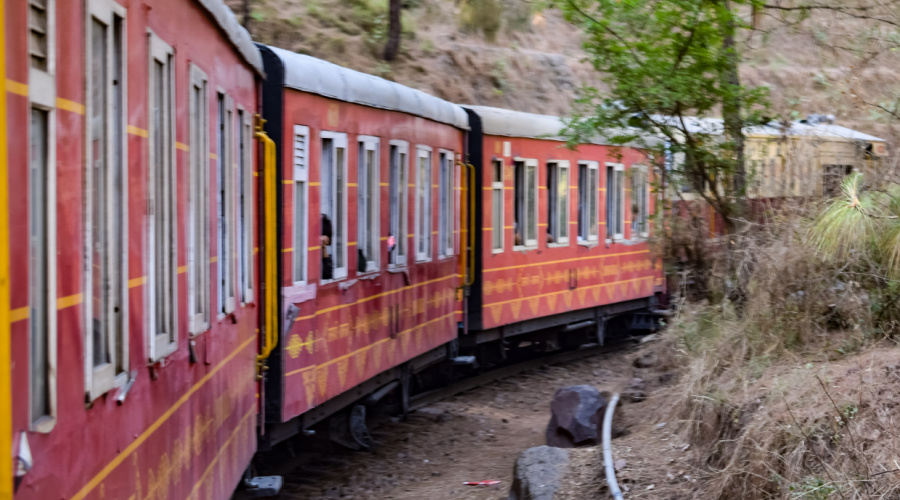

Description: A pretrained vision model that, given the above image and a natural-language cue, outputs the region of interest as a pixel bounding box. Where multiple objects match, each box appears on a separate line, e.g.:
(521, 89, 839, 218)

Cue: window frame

(415, 145, 433, 262)
(606, 163, 625, 241)
(215, 92, 236, 316)
(631, 165, 650, 239)
(547, 160, 571, 246)
(238, 110, 254, 303)
(84, 0, 129, 400)
(320, 131, 349, 282)
(187, 64, 211, 335)
(491, 158, 504, 253)
(357, 136, 381, 273)
(513, 158, 539, 250)
(292, 125, 310, 286)
(578, 161, 599, 244)
(438, 149, 455, 258)
(146, 29, 177, 362)
(388, 140, 409, 268)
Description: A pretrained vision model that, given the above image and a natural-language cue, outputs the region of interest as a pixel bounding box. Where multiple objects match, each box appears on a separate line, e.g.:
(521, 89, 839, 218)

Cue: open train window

(85, 1, 128, 399)
(358, 136, 380, 273)
(438, 150, 455, 258)
(216, 93, 237, 315)
(514, 159, 538, 249)
(388, 141, 409, 267)
(292, 125, 310, 285)
(188, 64, 211, 335)
(415, 146, 432, 262)
(321, 132, 348, 281)
(239, 111, 254, 302)
(606, 163, 624, 240)
(631, 166, 649, 238)
(547, 161, 570, 246)
(578, 161, 599, 243)
(147, 30, 177, 361)
(491, 159, 504, 252)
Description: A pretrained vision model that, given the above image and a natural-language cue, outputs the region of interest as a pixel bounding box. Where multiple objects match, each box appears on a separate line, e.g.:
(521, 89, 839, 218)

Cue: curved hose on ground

(602, 393, 624, 500)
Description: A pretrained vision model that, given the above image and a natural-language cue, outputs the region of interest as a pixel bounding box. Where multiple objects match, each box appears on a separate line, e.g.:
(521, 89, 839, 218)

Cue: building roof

(653, 115, 886, 143)
(464, 105, 663, 148)
(264, 46, 470, 130)
(196, 0, 264, 75)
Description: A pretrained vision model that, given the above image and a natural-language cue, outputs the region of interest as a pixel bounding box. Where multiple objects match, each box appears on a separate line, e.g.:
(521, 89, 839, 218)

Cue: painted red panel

(277, 91, 465, 421)
(7, 1, 262, 499)
(476, 136, 665, 330)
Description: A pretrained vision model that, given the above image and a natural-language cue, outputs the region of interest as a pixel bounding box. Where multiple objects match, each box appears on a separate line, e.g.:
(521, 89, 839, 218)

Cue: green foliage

(788, 476, 838, 500)
(460, 0, 502, 42)
(559, 0, 772, 231)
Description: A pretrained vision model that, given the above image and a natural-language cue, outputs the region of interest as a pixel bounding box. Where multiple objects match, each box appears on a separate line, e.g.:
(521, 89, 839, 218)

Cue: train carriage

(255, 45, 470, 445)
(5, 0, 266, 498)
(462, 106, 665, 355)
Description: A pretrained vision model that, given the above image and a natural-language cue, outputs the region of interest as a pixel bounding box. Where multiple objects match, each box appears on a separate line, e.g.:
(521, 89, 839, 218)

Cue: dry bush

(662, 203, 900, 499)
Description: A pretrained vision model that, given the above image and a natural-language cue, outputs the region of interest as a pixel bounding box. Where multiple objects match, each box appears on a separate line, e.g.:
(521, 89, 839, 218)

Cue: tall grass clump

(659, 187, 900, 499)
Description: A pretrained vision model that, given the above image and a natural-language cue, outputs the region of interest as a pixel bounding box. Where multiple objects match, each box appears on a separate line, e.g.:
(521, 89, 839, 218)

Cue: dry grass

(659, 204, 900, 499)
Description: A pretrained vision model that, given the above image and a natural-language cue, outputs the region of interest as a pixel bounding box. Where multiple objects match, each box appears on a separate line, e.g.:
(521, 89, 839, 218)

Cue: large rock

(508, 446, 570, 500)
(545, 385, 607, 447)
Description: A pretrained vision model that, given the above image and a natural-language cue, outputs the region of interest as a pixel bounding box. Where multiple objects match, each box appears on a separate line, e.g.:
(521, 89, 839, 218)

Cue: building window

(823, 165, 853, 197)
(216, 94, 236, 315)
(631, 166, 649, 238)
(438, 150, 455, 257)
(547, 161, 570, 245)
(238, 111, 254, 302)
(388, 141, 409, 267)
(491, 159, 504, 252)
(514, 159, 538, 248)
(358, 136, 380, 273)
(292, 125, 310, 285)
(606, 163, 624, 240)
(30, 107, 56, 428)
(188, 64, 210, 335)
(415, 146, 432, 262)
(321, 132, 348, 281)
(147, 31, 176, 360)
(85, 3, 128, 399)
(578, 161, 599, 243)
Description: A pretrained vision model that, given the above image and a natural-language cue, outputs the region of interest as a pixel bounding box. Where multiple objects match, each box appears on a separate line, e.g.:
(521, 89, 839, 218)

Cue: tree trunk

(242, 0, 251, 32)
(383, 0, 402, 61)
(720, 1, 746, 223)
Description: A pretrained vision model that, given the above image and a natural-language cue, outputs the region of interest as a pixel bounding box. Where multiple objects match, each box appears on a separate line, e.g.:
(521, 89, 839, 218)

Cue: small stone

(633, 351, 658, 368)
(431, 472, 442, 477)
(614, 459, 627, 471)
(647, 484, 655, 490)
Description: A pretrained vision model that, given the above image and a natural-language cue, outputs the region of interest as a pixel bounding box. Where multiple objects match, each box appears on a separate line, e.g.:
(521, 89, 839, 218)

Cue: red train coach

(462, 106, 665, 356)
(256, 45, 470, 447)
(5, 0, 267, 498)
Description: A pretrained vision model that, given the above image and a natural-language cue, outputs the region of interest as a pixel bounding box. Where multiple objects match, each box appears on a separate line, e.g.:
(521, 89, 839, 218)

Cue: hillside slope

(233, 0, 900, 144)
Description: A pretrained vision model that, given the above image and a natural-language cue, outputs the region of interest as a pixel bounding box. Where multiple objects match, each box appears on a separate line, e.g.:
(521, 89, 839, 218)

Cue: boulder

(621, 377, 647, 403)
(508, 446, 570, 500)
(545, 385, 607, 448)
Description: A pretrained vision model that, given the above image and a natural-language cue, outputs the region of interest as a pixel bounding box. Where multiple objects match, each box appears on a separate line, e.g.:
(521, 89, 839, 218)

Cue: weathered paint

(8, 1, 260, 498)
(0, 0, 13, 497)
(477, 136, 664, 330)
(277, 90, 465, 421)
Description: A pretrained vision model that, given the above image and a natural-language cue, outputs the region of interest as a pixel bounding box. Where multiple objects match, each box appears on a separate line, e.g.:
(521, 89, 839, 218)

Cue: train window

(547, 161, 570, 245)
(239, 112, 254, 301)
(29, 0, 53, 72)
(321, 132, 349, 281)
(216, 93, 237, 315)
(415, 146, 433, 262)
(29, 106, 56, 430)
(606, 163, 624, 240)
(188, 64, 211, 335)
(514, 159, 538, 249)
(85, 3, 128, 399)
(578, 161, 599, 243)
(438, 150, 455, 258)
(631, 166, 649, 238)
(491, 159, 504, 252)
(358, 137, 380, 273)
(388, 141, 409, 267)
(292, 126, 310, 285)
(147, 31, 177, 361)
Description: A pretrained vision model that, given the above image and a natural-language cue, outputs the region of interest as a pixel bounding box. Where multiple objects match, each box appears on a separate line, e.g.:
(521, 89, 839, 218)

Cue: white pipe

(603, 393, 624, 500)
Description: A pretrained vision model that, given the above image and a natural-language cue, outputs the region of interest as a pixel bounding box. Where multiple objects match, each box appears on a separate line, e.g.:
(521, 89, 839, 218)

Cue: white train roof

(197, 0, 264, 75)
(464, 105, 663, 148)
(265, 46, 470, 130)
